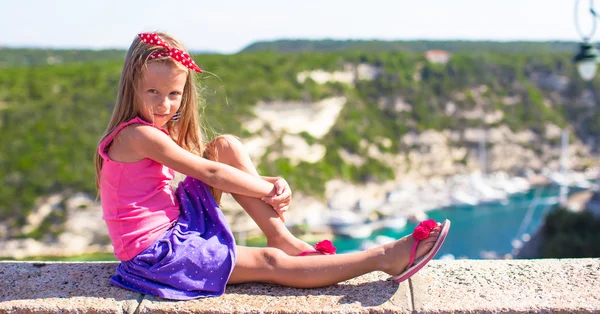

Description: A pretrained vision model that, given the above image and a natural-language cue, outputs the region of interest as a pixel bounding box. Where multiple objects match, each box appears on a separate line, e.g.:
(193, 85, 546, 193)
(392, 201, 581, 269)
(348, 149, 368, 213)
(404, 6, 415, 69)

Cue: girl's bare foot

(378, 224, 442, 277)
(266, 234, 314, 256)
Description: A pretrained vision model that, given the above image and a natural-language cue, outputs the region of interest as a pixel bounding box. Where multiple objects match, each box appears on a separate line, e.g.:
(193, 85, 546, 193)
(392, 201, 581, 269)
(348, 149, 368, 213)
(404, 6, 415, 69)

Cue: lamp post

(574, 0, 600, 81)
(574, 42, 600, 81)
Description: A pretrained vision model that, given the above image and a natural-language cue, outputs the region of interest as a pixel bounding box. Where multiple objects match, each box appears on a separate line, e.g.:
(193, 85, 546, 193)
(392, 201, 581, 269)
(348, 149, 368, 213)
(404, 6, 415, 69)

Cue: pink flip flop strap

(298, 240, 337, 256)
(298, 250, 317, 256)
(408, 240, 419, 268)
(407, 219, 437, 268)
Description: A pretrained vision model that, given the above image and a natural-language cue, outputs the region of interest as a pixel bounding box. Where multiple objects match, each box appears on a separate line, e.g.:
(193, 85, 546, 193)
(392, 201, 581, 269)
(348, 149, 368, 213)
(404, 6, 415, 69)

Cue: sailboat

(450, 130, 509, 206)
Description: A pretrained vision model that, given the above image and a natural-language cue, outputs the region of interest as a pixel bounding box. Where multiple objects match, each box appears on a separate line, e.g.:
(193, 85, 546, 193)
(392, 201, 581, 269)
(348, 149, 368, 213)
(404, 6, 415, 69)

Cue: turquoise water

(331, 185, 571, 259)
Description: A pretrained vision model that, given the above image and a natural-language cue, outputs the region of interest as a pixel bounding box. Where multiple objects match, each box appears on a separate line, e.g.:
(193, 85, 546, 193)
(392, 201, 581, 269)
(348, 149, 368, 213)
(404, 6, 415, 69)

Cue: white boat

(511, 176, 532, 193)
(359, 235, 395, 251)
(327, 209, 363, 225)
(407, 211, 428, 223)
(382, 215, 407, 230)
(546, 170, 594, 189)
(471, 175, 508, 203)
(331, 222, 375, 239)
(487, 172, 531, 195)
(451, 188, 479, 206)
(386, 188, 413, 204)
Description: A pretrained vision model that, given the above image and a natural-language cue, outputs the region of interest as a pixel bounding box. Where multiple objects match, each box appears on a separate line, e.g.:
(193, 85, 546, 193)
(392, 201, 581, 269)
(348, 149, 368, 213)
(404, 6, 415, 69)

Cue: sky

(0, 0, 592, 53)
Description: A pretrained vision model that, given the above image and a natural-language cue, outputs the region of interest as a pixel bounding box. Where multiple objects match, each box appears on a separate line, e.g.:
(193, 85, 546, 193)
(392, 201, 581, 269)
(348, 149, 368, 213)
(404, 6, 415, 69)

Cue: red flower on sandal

(412, 219, 437, 240)
(313, 240, 337, 254)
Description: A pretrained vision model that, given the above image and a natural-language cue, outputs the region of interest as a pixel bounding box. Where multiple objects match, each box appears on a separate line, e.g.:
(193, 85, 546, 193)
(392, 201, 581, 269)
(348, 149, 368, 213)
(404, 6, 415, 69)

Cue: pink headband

(138, 33, 202, 73)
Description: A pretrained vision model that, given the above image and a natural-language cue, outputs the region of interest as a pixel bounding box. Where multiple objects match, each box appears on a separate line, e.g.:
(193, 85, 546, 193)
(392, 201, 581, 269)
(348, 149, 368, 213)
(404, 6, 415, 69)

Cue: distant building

(424, 50, 451, 64)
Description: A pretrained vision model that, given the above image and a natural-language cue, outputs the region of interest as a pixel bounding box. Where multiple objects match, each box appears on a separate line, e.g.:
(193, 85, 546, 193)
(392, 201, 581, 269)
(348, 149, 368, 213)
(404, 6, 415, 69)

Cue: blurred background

(1, 0, 600, 261)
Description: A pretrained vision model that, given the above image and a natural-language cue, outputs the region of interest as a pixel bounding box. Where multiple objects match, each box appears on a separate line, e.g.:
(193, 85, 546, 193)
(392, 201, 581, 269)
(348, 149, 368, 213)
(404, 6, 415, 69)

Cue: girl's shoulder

(98, 117, 163, 162)
(118, 121, 156, 139)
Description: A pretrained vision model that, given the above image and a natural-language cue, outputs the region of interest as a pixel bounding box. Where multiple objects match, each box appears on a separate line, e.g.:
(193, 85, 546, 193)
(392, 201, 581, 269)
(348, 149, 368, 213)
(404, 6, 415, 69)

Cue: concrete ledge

(1, 259, 599, 313)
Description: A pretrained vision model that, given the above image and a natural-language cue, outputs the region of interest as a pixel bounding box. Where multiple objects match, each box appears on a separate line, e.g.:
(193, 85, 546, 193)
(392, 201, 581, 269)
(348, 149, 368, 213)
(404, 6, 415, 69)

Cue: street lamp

(574, 0, 600, 81)
(574, 42, 600, 81)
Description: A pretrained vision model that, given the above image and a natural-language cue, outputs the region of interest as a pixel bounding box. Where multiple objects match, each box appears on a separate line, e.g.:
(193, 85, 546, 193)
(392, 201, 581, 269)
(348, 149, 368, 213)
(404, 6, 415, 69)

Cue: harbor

(306, 168, 598, 258)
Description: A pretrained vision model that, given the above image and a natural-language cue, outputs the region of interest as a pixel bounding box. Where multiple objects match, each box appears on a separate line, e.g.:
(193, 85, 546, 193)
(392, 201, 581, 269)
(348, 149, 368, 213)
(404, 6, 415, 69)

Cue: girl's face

(138, 62, 187, 128)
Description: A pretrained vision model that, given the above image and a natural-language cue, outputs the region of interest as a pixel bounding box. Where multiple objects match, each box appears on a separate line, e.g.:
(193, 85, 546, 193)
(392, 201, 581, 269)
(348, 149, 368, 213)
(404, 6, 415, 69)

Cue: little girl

(95, 32, 451, 300)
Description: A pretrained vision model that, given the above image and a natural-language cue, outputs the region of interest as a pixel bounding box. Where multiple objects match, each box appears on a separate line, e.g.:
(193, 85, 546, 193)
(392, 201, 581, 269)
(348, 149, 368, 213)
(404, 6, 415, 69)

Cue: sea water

(332, 185, 570, 259)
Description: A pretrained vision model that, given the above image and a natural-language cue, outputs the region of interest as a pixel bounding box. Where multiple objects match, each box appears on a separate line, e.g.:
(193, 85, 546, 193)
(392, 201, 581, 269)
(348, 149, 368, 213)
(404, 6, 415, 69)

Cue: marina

(320, 169, 597, 258)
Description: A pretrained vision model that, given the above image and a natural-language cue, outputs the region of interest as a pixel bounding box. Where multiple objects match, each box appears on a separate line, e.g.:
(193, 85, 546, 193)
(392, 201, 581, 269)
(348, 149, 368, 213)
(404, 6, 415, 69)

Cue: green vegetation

(242, 39, 583, 54)
(244, 235, 268, 247)
(541, 207, 600, 258)
(1, 45, 599, 237)
(2, 252, 117, 261)
(0, 48, 126, 68)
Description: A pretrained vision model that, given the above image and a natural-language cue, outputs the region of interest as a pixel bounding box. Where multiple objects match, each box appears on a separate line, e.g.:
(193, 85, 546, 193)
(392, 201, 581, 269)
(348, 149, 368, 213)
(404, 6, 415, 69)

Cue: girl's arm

(127, 124, 274, 198)
(261, 176, 279, 183)
(260, 176, 292, 220)
(261, 176, 291, 202)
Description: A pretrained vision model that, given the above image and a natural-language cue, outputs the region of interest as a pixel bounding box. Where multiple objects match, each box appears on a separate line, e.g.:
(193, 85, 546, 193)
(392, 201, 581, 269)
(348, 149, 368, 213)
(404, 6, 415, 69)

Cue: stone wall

(1, 259, 599, 313)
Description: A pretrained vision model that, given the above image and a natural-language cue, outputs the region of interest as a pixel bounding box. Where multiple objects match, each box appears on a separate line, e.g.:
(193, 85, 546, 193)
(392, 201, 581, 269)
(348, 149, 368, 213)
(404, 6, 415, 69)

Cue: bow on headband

(138, 33, 203, 73)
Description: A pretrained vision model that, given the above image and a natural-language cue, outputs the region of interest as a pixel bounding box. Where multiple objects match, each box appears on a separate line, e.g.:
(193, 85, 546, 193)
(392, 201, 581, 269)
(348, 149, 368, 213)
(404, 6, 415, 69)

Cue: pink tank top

(98, 117, 180, 261)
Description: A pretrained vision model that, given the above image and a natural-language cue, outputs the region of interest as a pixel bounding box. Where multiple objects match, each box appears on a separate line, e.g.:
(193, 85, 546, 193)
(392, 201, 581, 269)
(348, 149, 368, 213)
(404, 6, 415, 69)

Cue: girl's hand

(261, 178, 291, 222)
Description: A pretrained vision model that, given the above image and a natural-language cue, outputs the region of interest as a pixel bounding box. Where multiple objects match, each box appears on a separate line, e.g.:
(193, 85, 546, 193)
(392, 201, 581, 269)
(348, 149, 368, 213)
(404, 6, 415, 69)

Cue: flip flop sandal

(390, 219, 451, 283)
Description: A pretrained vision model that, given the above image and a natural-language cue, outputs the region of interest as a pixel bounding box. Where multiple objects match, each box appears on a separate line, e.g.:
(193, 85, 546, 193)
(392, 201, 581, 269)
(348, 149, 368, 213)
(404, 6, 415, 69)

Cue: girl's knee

(212, 134, 242, 151)
(205, 134, 244, 160)
(260, 247, 288, 269)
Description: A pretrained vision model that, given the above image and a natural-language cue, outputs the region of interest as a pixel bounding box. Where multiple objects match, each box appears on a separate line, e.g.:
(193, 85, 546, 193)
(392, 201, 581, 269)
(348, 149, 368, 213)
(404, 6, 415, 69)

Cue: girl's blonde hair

(94, 32, 206, 190)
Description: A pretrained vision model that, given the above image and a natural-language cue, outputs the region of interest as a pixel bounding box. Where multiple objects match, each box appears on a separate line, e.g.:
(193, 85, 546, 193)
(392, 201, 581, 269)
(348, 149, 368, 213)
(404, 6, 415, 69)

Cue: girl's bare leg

(228, 226, 441, 287)
(205, 135, 314, 255)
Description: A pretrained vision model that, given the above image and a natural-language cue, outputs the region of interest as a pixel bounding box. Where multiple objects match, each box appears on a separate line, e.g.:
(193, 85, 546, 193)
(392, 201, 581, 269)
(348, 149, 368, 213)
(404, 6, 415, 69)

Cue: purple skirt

(110, 177, 237, 300)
